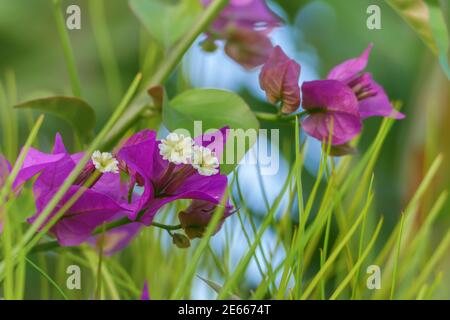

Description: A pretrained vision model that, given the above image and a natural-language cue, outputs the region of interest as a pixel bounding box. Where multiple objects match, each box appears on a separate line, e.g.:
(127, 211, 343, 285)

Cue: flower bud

(172, 233, 191, 248)
(179, 200, 233, 239)
(259, 46, 301, 113)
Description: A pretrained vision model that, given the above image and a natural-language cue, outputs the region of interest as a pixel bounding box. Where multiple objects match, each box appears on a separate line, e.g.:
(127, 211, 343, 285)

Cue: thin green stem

(255, 110, 308, 122)
(26, 257, 69, 300)
(28, 219, 182, 254)
(89, 0, 123, 105)
(95, 224, 106, 300)
(0, 74, 142, 282)
(390, 213, 405, 300)
(102, 0, 229, 149)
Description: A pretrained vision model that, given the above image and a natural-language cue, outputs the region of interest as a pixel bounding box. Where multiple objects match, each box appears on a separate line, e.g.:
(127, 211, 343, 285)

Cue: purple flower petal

(28, 186, 130, 246)
(33, 154, 76, 201)
(203, 0, 281, 35)
(88, 221, 141, 256)
(13, 148, 66, 191)
(327, 44, 373, 83)
(358, 80, 405, 120)
(259, 46, 301, 113)
(0, 154, 11, 189)
(301, 80, 362, 145)
(139, 173, 228, 225)
(117, 130, 158, 218)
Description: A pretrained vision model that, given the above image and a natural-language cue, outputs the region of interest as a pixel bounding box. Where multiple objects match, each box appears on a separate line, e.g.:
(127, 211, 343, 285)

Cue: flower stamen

(91, 151, 119, 174)
(158, 133, 194, 165)
(192, 145, 219, 176)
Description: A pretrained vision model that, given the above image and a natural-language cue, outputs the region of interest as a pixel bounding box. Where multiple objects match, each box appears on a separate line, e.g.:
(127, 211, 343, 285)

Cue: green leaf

(386, 0, 449, 78)
(163, 88, 260, 175)
(129, 0, 202, 49)
(15, 96, 96, 142)
(385, 0, 438, 53)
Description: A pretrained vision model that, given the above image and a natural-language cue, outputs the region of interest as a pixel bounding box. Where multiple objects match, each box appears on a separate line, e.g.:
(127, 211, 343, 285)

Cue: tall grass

(1, 111, 448, 299)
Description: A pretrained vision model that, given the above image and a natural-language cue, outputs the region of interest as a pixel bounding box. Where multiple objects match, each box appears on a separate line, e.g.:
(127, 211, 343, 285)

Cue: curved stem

(148, 0, 229, 86)
(151, 222, 182, 231)
(255, 110, 309, 122)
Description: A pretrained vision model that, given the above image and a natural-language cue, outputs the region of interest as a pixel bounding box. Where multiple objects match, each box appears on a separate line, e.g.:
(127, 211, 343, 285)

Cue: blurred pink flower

(203, 0, 280, 35)
(178, 199, 234, 239)
(141, 281, 150, 300)
(202, 0, 280, 69)
(224, 27, 274, 70)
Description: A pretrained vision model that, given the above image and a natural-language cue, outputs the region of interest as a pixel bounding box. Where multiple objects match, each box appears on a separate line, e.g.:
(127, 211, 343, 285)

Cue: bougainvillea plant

(3, 0, 449, 302)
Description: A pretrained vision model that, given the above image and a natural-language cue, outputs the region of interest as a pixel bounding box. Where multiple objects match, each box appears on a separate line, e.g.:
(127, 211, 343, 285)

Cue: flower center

(348, 74, 377, 101)
(158, 133, 194, 165)
(156, 164, 197, 196)
(91, 151, 119, 174)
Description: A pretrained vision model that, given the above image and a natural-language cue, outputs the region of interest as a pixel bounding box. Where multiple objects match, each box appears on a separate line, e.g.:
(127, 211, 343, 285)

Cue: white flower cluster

(91, 151, 119, 174)
(159, 132, 219, 176)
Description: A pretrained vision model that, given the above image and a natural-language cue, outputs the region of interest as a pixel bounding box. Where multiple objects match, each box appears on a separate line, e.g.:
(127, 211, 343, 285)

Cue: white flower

(91, 151, 119, 173)
(158, 132, 194, 165)
(191, 145, 219, 176)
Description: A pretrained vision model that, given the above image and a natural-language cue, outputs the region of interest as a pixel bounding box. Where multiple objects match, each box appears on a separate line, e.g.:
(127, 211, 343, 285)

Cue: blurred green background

(0, 0, 449, 299)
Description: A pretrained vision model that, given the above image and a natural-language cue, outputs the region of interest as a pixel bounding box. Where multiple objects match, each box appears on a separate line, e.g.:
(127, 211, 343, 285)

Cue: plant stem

(95, 224, 106, 300)
(28, 220, 182, 254)
(151, 222, 182, 231)
(89, 0, 123, 105)
(148, 0, 229, 86)
(254, 110, 308, 122)
(52, 0, 82, 97)
(101, 0, 229, 149)
(0, 75, 142, 283)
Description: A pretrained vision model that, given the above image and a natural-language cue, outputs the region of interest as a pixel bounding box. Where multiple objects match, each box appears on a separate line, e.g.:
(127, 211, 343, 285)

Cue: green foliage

(1, 0, 449, 301)
(129, 0, 203, 49)
(15, 96, 96, 144)
(386, 0, 449, 78)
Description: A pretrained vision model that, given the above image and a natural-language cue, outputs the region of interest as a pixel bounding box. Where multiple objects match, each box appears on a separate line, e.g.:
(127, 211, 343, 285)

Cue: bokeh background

(0, 0, 449, 298)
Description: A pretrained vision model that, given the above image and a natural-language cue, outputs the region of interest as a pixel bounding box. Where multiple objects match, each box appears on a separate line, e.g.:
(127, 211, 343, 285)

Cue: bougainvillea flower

(0, 154, 11, 190)
(327, 44, 405, 120)
(13, 148, 65, 192)
(115, 130, 157, 218)
(202, 0, 280, 35)
(259, 46, 301, 113)
(224, 27, 274, 70)
(117, 129, 229, 226)
(28, 185, 131, 246)
(178, 199, 234, 239)
(301, 80, 362, 145)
